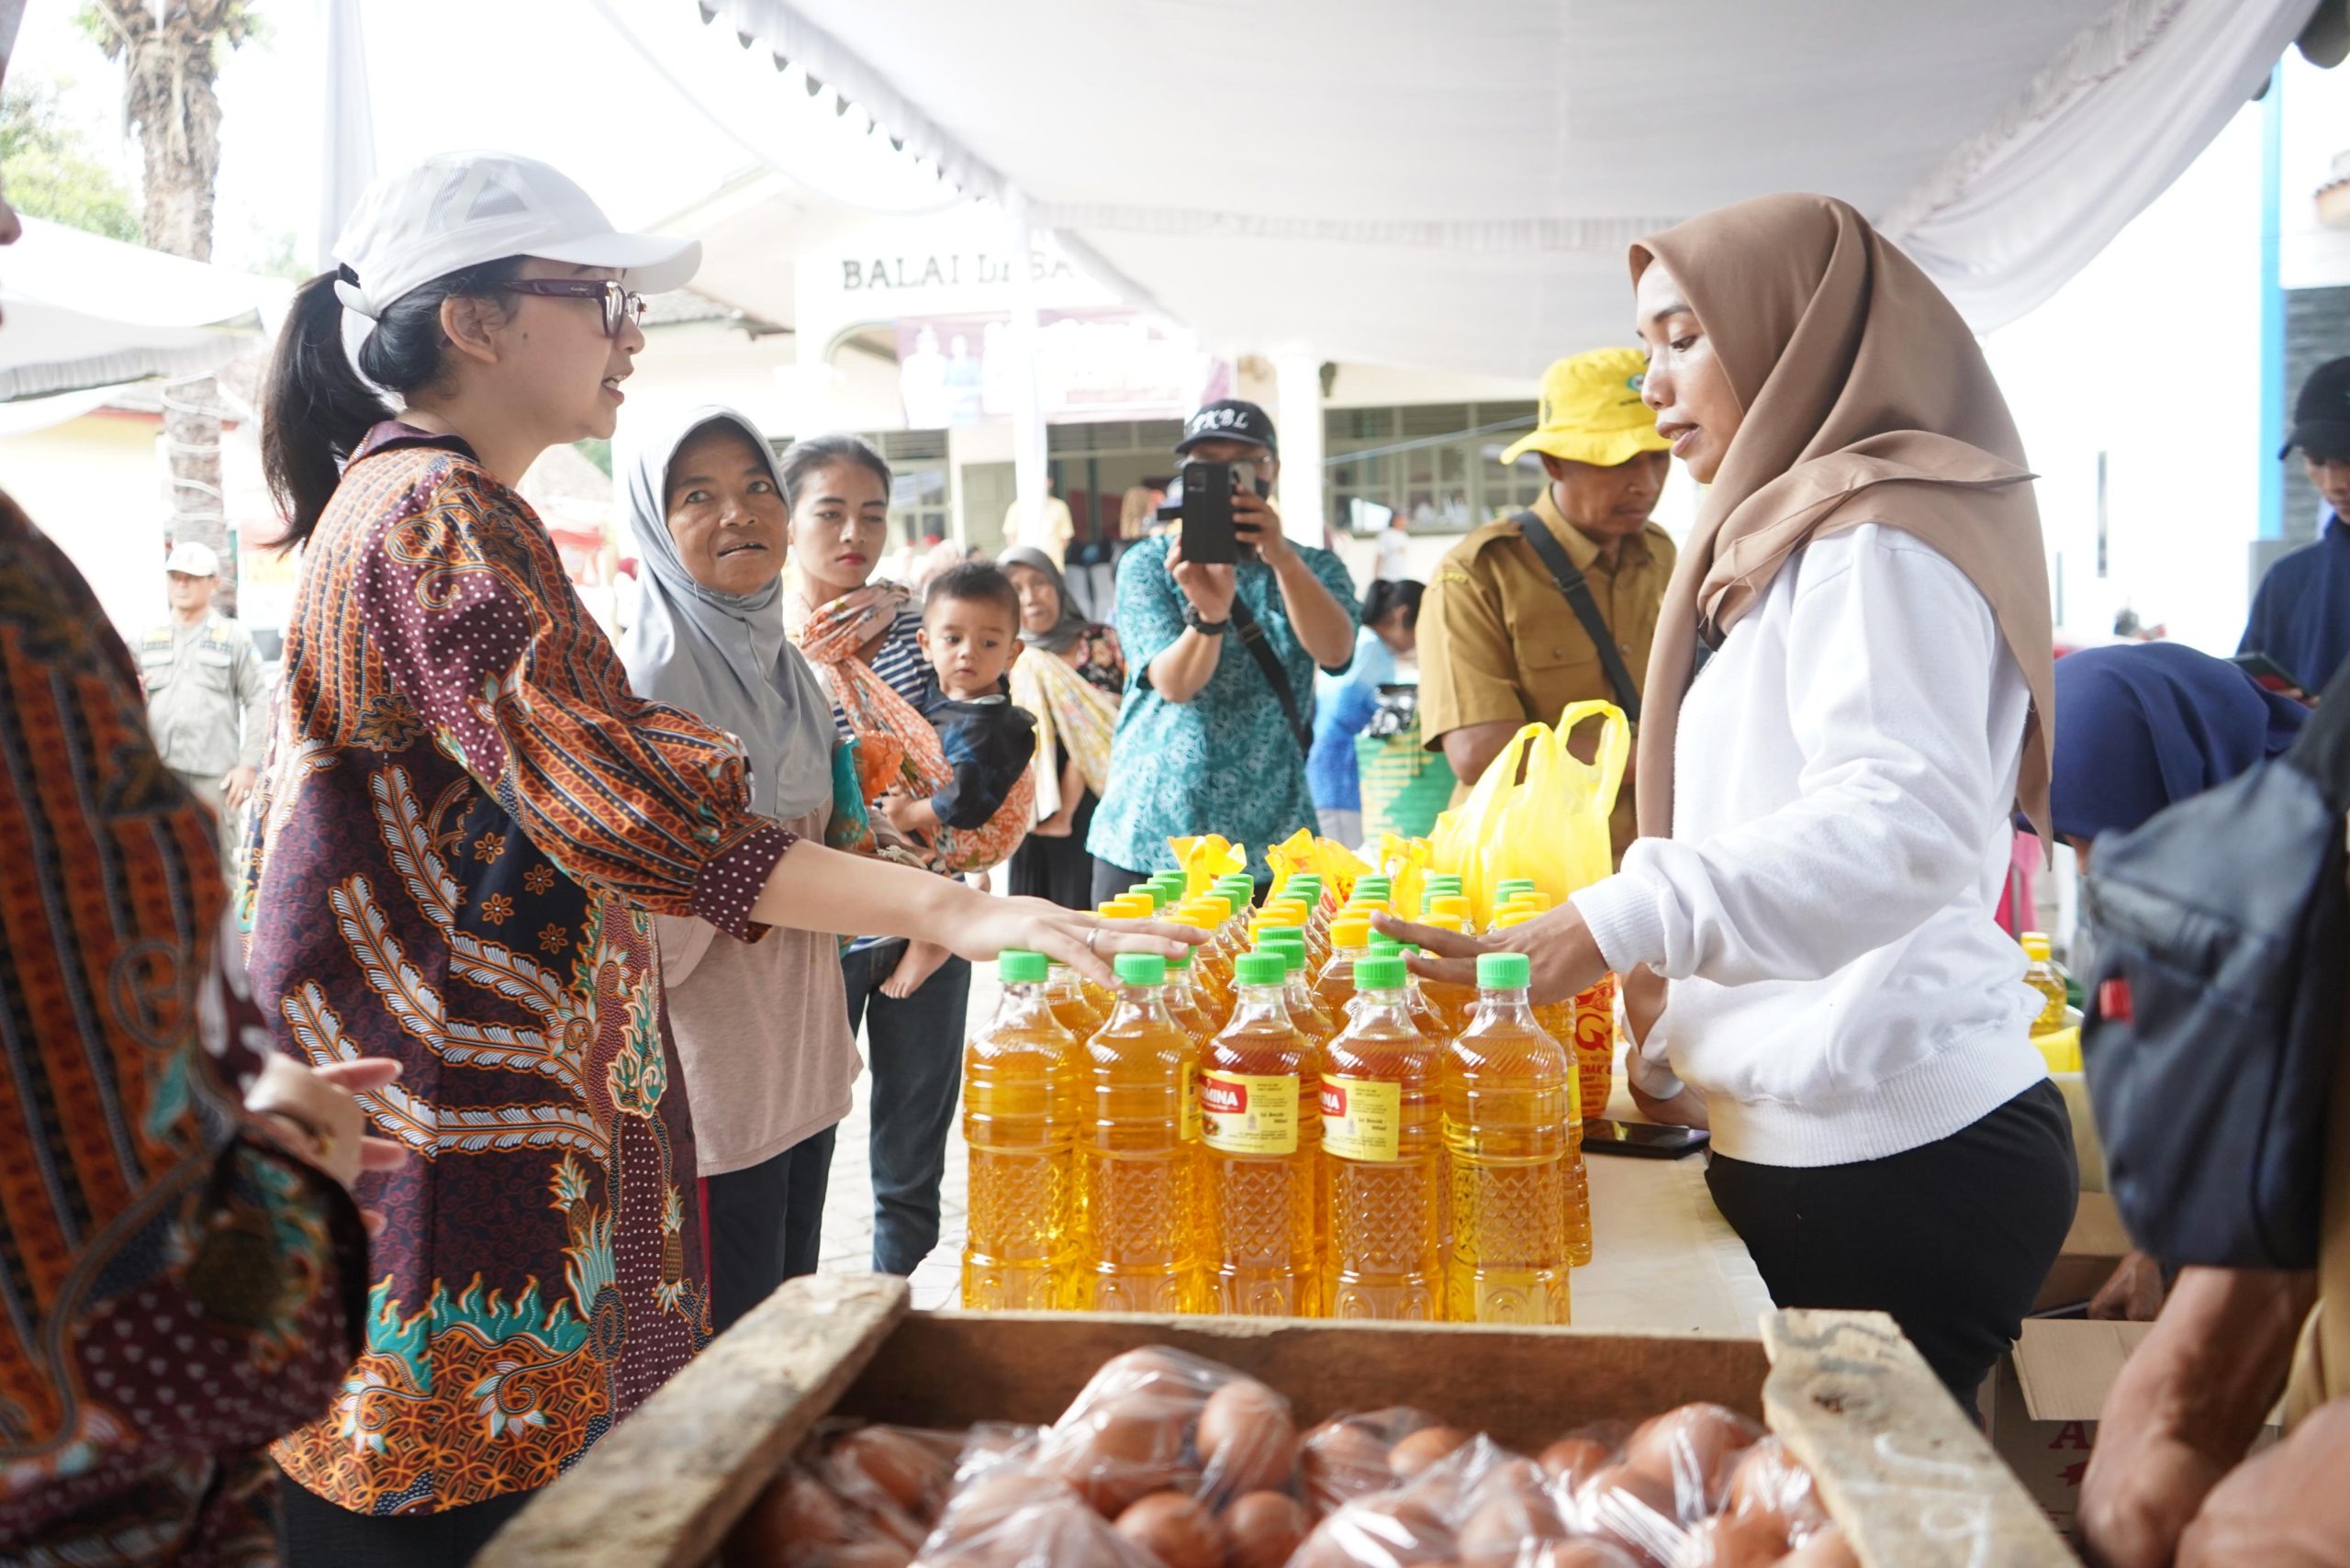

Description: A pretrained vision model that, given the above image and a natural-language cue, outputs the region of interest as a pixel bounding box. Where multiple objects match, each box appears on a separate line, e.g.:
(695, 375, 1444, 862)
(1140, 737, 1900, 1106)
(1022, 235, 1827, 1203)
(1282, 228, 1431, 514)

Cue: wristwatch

(1183, 604, 1230, 636)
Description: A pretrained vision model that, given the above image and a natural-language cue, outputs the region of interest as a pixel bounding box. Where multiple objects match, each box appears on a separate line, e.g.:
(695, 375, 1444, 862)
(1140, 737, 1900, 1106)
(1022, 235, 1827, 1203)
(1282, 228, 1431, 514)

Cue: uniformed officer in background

(138, 541, 269, 875)
(1415, 347, 1676, 862)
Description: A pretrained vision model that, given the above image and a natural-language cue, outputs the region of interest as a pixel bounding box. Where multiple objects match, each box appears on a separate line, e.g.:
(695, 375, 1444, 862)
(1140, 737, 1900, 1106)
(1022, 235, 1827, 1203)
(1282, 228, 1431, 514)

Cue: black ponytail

(262, 257, 524, 551)
(1363, 577, 1424, 630)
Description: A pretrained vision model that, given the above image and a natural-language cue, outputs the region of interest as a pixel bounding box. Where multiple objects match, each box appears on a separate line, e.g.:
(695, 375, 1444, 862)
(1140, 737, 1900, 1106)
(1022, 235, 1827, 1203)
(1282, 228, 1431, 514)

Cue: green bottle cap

(1367, 934, 1403, 954)
(1130, 883, 1167, 909)
(1114, 953, 1167, 986)
(1356, 877, 1393, 893)
(1354, 955, 1408, 990)
(1234, 951, 1289, 987)
(1165, 947, 1193, 971)
(1496, 879, 1538, 897)
(999, 950, 1048, 984)
(1478, 952, 1531, 990)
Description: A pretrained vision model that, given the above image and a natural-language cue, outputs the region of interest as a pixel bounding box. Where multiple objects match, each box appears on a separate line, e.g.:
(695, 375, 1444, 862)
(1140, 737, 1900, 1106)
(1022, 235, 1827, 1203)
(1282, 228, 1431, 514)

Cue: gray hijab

(619, 405, 836, 822)
(999, 543, 1089, 655)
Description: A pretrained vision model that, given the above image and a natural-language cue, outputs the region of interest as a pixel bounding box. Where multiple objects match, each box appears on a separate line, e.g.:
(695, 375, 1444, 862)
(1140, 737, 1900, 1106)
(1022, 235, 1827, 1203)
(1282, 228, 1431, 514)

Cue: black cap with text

(1176, 399, 1279, 458)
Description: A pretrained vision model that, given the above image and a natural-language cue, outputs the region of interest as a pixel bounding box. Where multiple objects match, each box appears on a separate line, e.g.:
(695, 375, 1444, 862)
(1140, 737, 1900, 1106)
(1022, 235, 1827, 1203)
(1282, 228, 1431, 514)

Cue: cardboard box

(482, 1276, 2076, 1568)
(1990, 1318, 2281, 1544)
(2032, 1190, 2133, 1314)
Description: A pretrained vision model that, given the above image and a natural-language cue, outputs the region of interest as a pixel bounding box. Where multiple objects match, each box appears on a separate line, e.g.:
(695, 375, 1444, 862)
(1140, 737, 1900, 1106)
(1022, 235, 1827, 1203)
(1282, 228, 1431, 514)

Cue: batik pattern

(245, 427, 794, 1517)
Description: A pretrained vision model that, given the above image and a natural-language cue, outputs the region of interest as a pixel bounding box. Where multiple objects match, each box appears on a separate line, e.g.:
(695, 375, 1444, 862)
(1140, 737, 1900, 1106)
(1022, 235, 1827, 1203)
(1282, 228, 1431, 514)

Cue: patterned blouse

(245, 426, 794, 1518)
(0, 492, 364, 1564)
(1068, 624, 1127, 697)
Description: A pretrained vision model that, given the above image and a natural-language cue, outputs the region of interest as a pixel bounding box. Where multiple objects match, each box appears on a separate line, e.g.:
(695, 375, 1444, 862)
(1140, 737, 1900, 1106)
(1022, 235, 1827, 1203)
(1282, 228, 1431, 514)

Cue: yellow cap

(1329, 913, 1373, 948)
(1494, 910, 1539, 930)
(1345, 894, 1392, 915)
(1256, 903, 1306, 928)
(1429, 895, 1472, 922)
(1498, 347, 1672, 467)
(1098, 897, 1152, 920)
(1422, 913, 1467, 935)
(2021, 932, 2052, 961)
(1502, 891, 1554, 914)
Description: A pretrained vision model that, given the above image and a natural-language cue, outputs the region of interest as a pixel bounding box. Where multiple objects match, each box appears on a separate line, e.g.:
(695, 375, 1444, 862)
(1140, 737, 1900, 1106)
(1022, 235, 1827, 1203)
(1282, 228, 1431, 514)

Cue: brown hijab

(1630, 193, 2054, 843)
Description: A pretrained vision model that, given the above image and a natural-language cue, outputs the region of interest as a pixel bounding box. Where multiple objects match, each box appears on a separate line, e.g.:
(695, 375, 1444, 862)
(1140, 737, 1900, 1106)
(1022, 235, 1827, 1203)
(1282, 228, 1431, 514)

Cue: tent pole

(1005, 192, 1048, 554)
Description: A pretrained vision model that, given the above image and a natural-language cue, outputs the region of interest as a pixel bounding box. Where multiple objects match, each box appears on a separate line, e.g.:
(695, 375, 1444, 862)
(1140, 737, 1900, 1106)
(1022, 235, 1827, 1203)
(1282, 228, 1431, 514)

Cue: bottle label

(1181, 1061, 1201, 1143)
(1200, 1071, 1300, 1155)
(1320, 1075, 1401, 1162)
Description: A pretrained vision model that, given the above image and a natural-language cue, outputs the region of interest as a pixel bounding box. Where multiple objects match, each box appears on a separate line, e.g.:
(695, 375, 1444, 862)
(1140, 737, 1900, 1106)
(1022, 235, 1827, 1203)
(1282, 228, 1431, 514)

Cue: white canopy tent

(0, 218, 287, 406)
(696, 0, 2316, 375)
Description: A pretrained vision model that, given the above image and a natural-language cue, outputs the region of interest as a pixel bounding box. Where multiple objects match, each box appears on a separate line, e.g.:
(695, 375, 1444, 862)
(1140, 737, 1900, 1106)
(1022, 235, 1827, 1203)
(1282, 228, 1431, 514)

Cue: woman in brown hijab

(1387, 194, 2076, 1406)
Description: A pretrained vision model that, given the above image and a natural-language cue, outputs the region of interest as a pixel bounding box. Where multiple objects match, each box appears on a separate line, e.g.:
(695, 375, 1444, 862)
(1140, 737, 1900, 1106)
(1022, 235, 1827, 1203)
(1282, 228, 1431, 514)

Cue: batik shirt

(1088, 537, 1359, 879)
(244, 427, 794, 1517)
(0, 492, 364, 1564)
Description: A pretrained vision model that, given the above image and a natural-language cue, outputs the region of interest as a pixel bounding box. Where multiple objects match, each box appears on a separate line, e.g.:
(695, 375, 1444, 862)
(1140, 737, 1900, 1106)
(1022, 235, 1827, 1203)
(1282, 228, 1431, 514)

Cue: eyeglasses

(498, 278, 647, 338)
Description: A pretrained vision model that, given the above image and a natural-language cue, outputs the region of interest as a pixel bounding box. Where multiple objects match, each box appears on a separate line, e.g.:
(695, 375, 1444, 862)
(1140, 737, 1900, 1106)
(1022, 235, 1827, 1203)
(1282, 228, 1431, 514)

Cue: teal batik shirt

(1087, 534, 1360, 879)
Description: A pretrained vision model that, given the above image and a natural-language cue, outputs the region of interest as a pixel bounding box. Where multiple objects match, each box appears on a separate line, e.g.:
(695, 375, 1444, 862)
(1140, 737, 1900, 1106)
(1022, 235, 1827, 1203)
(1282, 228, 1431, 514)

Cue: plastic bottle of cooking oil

(1261, 930, 1340, 1052)
(1413, 913, 1481, 1035)
(1495, 878, 1538, 907)
(1046, 958, 1108, 1036)
(962, 950, 1080, 1310)
(1444, 952, 1573, 1325)
(1490, 913, 1595, 1269)
(1316, 913, 1375, 1019)
(1179, 903, 1236, 1027)
(1199, 951, 1321, 1317)
(1427, 893, 1475, 932)
(1368, 934, 1450, 1039)
(1164, 947, 1217, 1045)
(1073, 953, 1201, 1313)
(2021, 933, 2070, 1036)
(1319, 955, 1444, 1320)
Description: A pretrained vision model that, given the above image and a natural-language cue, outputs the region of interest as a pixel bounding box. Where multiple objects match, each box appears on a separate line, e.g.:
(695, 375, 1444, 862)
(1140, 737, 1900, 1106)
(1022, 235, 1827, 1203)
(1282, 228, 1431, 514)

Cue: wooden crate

(479, 1273, 2074, 1568)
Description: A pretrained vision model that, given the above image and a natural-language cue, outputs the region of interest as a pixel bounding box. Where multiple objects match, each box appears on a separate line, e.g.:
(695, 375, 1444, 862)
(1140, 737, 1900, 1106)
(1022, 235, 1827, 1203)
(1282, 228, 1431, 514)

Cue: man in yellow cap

(1416, 347, 1675, 861)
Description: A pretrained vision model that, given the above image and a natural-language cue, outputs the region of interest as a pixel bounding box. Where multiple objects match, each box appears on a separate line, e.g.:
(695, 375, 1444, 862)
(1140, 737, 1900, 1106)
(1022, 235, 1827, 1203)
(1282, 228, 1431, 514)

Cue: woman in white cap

(248, 151, 1189, 1563)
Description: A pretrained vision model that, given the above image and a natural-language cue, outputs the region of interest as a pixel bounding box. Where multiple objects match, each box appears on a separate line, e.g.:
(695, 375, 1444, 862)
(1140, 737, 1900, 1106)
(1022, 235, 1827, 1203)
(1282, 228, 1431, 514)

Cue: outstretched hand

(1372, 902, 1609, 1006)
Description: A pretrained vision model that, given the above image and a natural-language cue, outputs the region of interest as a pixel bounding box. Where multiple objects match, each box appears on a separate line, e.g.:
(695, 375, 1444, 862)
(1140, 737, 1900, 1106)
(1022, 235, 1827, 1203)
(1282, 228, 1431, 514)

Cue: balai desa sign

(838, 249, 1078, 293)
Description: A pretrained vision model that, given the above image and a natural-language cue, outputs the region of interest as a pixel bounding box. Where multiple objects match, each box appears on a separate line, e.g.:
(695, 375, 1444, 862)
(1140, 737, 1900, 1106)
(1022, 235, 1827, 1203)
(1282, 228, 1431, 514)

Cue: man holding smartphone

(1087, 399, 1360, 899)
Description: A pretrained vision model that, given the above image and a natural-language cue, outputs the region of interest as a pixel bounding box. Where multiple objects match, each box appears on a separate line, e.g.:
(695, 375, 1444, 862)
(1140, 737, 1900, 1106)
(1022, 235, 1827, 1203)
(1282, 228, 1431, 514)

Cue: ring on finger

(1085, 927, 1101, 956)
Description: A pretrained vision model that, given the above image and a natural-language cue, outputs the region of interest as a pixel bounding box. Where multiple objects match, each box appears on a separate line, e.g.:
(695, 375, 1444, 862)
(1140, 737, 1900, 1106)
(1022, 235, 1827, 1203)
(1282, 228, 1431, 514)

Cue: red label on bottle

(1200, 1077, 1248, 1115)
(1320, 1081, 1347, 1117)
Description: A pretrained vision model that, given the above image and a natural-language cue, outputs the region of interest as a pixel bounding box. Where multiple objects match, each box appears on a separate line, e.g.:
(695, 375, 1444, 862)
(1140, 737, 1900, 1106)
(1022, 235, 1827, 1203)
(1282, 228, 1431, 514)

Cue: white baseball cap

(165, 541, 220, 577)
(331, 151, 700, 356)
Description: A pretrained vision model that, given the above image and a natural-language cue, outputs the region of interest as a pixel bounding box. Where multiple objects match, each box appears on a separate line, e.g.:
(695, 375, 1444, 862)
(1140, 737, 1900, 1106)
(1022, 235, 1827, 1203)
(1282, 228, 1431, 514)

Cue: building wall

(0, 411, 173, 642)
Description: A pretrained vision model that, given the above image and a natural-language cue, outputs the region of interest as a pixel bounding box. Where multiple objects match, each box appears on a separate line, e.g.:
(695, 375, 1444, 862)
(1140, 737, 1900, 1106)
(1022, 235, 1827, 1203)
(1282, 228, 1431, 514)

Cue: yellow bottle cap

(1344, 895, 1392, 915)
(1493, 909, 1539, 930)
(1429, 894, 1472, 921)
(1329, 913, 1373, 948)
(1503, 891, 1554, 913)
(1422, 913, 1467, 935)
(2021, 933, 2053, 961)
(1097, 896, 1151, 920)
(1256, 902, 1306, 927)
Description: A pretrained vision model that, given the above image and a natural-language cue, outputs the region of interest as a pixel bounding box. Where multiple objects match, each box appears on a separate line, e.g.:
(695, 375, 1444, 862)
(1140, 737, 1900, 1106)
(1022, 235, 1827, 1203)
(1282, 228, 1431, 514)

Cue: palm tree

(82, 0, 258, 612)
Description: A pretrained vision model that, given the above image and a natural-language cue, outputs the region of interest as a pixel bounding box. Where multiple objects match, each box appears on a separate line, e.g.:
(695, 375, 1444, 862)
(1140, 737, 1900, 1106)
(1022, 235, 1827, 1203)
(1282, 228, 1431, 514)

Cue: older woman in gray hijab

(1001, 543, 1126, 909)
(619, 405, 861, 1331)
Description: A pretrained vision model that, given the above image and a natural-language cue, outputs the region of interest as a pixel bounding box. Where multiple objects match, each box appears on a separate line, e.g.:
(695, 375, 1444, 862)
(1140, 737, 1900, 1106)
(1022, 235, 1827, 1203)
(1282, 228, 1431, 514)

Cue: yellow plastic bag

(1372, 832, 1434, 919)
(1427, 700, 1628, 926)
(1169, 834, 1248, 898)
(1269, 830, 1375, 910)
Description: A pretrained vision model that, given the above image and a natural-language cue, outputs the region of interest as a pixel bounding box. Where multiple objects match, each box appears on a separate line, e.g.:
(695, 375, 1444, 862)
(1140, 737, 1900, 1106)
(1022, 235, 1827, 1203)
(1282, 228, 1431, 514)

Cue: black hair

(778, 432, 893, 510)
(1363, 577, 1424, 630)
(924, 559, 1022, 624)
(262, 258, 526, 551)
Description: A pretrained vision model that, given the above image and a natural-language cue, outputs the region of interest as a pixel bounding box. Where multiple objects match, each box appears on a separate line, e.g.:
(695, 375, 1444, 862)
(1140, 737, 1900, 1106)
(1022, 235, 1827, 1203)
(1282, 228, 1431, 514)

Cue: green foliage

(0, 78, 139, 242)
(575, 439, 614, 477)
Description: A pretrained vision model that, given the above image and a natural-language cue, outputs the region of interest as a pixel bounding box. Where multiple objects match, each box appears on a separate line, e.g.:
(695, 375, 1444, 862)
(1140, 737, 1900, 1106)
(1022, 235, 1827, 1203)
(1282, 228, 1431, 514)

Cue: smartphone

(1177, 459, 1239, 565)
(2231, 650, 2306, 697)
(1582, 1118, 1709, 1159)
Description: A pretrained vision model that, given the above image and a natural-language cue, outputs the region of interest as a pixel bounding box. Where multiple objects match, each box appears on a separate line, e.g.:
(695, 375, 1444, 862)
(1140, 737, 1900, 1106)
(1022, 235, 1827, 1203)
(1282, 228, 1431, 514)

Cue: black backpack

(2080, 661, 2350, 1269)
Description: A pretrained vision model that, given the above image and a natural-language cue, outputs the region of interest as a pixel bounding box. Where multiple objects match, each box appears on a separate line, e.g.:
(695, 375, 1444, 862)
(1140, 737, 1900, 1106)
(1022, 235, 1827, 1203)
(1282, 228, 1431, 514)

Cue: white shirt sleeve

(1571, 532, 2014, 988)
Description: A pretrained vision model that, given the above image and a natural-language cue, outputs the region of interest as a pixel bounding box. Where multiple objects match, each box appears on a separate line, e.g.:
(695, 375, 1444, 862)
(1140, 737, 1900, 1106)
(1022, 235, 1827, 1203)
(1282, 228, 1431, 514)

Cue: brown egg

(1298, 1417, 1398, 1515)
(944, 1466, 1074, 1528)
(1621, 1406, 1760, 1518)
(1222, 1490, 1311, 1568)
(1576, 1463, 1684, 1568)
(1114, 1491, 1226, 1568)
(725, 1470, 849, 1566)
(1668, 1513, 1789, 1568)
(1292, 1492, 1458, 1568)
(834, 1428, 955, 1518)
(1456, 1486, 1569, 1565)
(1195, 1379, 1297, 1499)
(1774, 1525, 1859, 1568)
(1539, 1437, 1616, 1491)
(1475, 1455, 1550, 1502)
(1388, 1425, 1474, 1480)
(1533, 1544, 1642, 1568)
(1721, 1439, 1830, 1541)
(1045, 1395, 1194, 1517)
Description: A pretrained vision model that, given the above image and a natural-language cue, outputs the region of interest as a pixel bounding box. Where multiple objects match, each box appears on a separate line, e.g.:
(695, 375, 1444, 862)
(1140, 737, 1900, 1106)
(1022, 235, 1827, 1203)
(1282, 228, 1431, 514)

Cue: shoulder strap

(1228, 599, 1314, 756)
(1512, 510, 1641, 723)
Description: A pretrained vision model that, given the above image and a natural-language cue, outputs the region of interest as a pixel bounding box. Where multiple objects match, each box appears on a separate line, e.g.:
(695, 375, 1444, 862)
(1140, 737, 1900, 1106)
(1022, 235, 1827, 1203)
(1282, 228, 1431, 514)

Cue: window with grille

(1323, 402, 1539, 535)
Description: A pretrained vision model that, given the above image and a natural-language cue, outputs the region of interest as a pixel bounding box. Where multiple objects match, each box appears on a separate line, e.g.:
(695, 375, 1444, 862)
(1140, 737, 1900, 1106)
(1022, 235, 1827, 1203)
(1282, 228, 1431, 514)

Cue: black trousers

(277, 1469, 532, 1568)
(1007, 782, 1100, 909)
(703, 1124, 838, 1334)
(1704, 1078, 2077, 1411)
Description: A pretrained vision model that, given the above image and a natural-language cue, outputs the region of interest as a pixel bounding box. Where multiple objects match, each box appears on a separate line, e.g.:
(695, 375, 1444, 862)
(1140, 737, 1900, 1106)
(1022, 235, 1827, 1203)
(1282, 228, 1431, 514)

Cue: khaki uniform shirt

(1416, 487, 1674, 859)
(138, 612, 270, 778)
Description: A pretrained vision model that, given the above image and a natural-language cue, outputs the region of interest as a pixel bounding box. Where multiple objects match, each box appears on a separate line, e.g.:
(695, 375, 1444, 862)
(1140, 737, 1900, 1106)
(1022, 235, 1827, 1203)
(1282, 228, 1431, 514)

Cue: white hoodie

(1569, 525, 2046, 1167)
